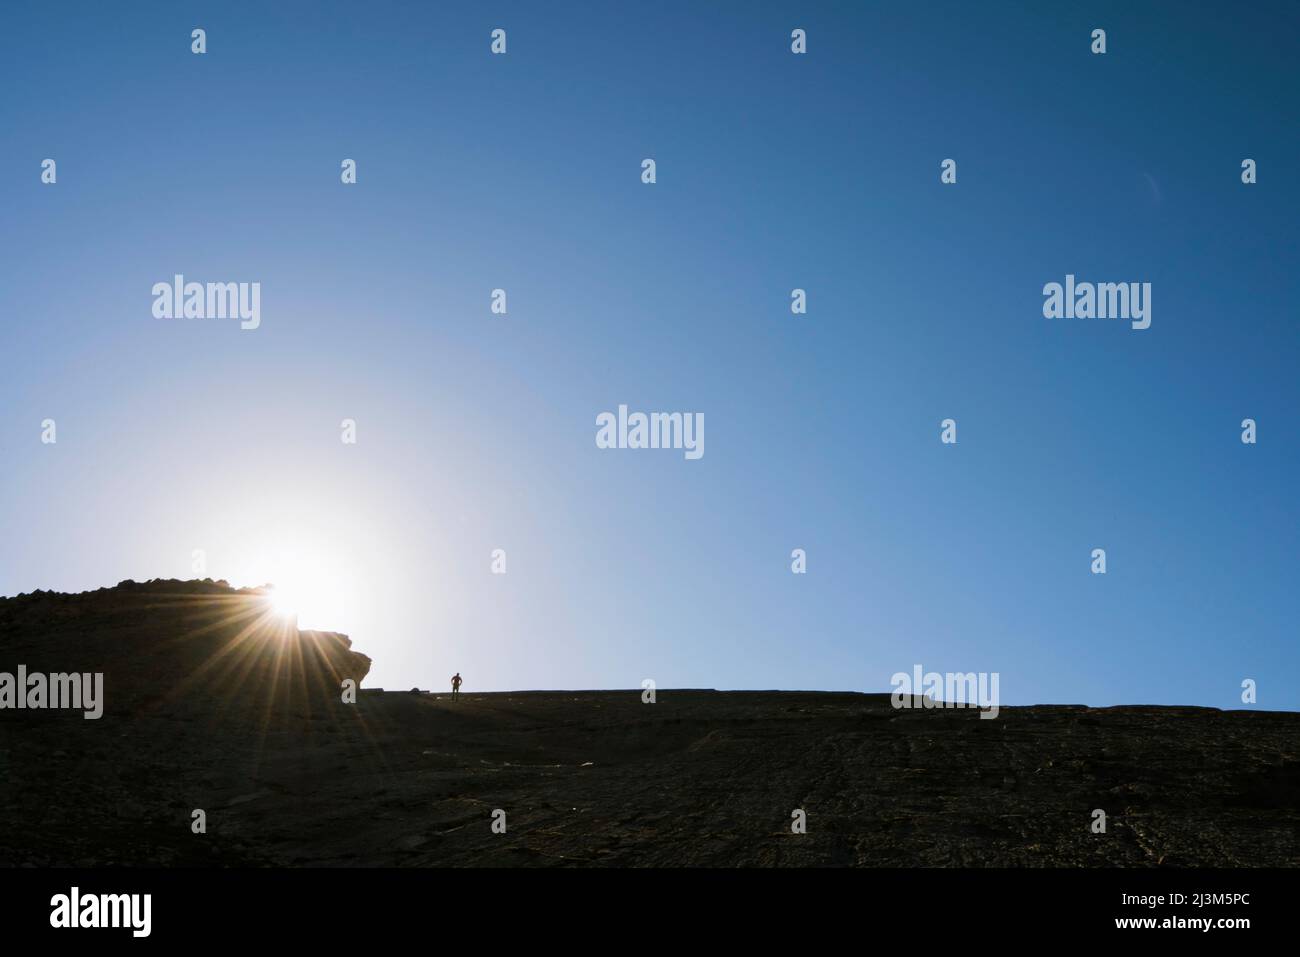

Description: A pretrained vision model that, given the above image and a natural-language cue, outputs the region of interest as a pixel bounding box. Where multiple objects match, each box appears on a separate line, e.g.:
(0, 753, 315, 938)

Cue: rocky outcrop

(300, 630, 372, 687)
(0, 578, 377, 866)
(0, 578, 371, 718)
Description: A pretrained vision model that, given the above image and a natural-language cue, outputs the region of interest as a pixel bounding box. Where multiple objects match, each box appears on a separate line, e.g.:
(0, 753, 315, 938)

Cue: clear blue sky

(2, 2, 1297, 708)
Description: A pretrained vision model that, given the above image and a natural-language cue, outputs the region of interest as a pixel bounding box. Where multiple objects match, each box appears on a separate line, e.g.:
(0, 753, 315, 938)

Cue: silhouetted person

(451, 673, 462, 700)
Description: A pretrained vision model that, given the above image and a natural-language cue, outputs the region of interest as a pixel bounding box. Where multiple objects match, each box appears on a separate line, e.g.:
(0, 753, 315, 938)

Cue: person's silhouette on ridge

(451, 672, 462, 700)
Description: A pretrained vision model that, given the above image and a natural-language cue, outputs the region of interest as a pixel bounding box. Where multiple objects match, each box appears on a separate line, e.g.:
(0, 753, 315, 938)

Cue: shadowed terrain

(1, 581, 1296, 867)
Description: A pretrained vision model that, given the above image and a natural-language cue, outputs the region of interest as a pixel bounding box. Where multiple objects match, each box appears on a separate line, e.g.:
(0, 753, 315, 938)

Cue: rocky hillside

(0, 581, 1295, 867)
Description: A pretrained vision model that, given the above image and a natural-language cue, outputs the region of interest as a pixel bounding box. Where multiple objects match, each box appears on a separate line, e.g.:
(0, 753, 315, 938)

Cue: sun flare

(268, 585, 302, 619)
(264, 572, 345, 628)
(236, 545, 360, 633)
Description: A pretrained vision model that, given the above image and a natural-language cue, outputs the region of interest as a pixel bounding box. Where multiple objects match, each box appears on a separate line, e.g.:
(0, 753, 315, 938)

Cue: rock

(0, 580, 373, 720)
(116, 801, 146, 820)
(227, 792, 268, 807)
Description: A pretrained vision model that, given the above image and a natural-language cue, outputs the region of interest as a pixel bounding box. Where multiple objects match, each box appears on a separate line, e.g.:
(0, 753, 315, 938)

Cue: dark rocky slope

(1, 581, 1295, 867)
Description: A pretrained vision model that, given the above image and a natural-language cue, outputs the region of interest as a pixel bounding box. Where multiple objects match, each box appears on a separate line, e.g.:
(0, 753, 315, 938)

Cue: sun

(231, 543, 362, 633)
(264, 572, 341, 627)
(268, 584, 302, 620)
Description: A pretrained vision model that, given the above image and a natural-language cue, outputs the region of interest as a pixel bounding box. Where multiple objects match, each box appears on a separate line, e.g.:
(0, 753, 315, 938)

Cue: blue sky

(2, 2, 1297, 708)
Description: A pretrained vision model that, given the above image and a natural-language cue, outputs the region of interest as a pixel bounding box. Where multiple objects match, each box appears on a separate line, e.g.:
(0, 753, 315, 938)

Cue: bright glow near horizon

(268, 584, 301, 621)
(232, 542, 363, 633)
